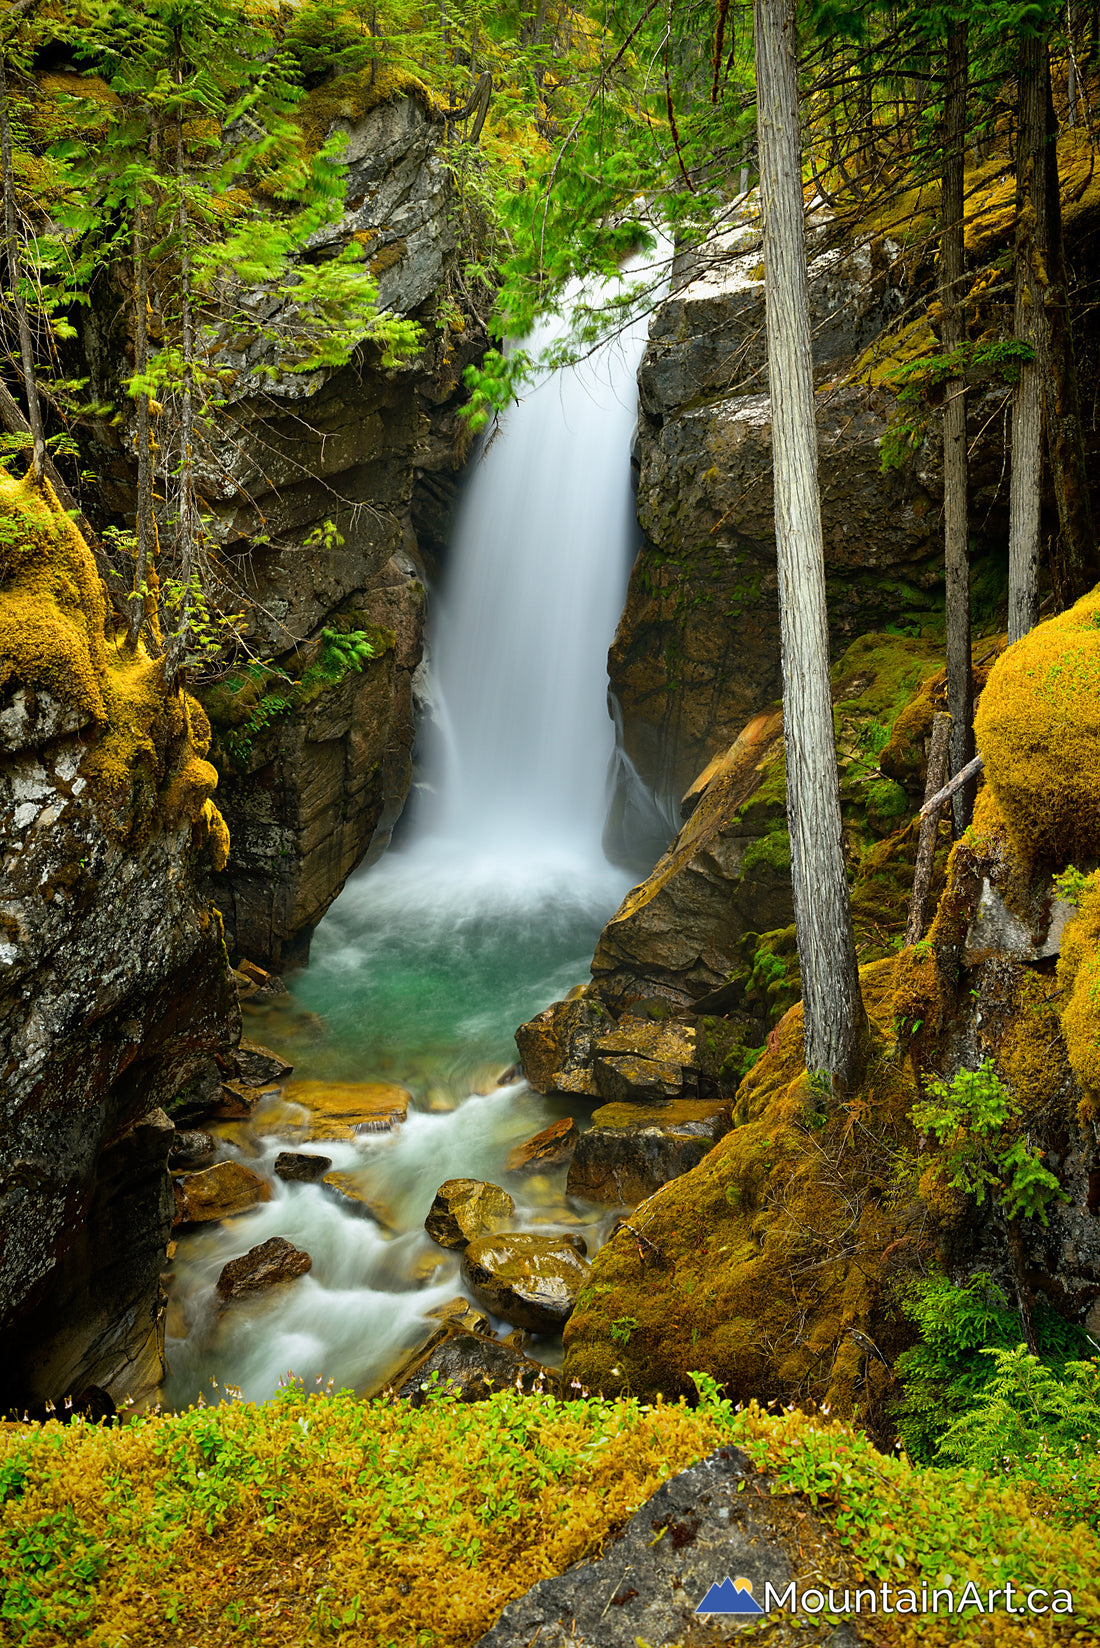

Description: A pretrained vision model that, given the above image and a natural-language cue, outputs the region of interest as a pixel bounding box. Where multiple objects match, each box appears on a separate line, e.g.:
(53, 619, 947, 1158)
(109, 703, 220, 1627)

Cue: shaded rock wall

(81, 93, 479, 970)
(611, 211, 958, 816)
(0, 482, 237, 1411)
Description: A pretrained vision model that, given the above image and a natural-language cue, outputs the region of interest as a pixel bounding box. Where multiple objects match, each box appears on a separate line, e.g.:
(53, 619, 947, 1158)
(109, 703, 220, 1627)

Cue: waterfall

(164, 250, 668, 1407)
(429, 289, 654, 862)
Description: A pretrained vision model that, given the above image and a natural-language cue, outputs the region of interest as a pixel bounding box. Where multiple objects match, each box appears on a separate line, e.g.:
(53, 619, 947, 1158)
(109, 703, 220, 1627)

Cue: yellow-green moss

(975, 591, 1100, 869)
(196, 796, 231, 872)
(1057, 877, 1100, 1122)
(0, 472, 226, 860)
(564, 959, 926, 1433)
(298, 64, 439, 153)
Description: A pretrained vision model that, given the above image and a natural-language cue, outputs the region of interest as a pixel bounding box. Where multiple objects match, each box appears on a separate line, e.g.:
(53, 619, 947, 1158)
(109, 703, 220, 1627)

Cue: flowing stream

(164, 261, 664, 1407)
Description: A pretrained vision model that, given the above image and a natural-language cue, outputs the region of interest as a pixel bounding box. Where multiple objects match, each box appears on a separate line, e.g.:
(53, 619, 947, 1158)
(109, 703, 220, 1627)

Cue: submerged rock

(462, 1232, 590, 1333)
(423, 1297, 491, 1333)
(268, 1079, 411, 1142)
(566, 1100, 732, 1207)
(389, 1325, 561, 1405)
(274, 1151, 333, 1183)
(173, 1162, 271, 1225)
(505, 1118, 578, 1174)
(425, 1179, 515, 1249)
(216, 1237, 312, 1301)
(321, 1170, 397, 1229)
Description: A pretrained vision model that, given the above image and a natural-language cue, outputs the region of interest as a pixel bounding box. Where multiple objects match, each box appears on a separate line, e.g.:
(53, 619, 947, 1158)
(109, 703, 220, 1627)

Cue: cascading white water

(164, 249, 668, 1407)
(431, 294, 652, 857)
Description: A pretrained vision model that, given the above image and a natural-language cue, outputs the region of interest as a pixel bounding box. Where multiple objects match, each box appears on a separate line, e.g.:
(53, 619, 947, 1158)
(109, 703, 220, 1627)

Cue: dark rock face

(612, 210, 945, 809)
(0, 688, 237, 1412)
(190, 97, 481, 971)
(473, 1447, 856, 1648)
(216, 1237, 312, 1301)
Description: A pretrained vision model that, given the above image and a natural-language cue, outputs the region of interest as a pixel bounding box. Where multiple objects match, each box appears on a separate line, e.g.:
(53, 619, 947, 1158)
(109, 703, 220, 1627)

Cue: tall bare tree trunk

(754, 0, 866, 1094)
(1008, 28, 1045, 643)
(0, 49, 44, 483)
(941, 19, 974, 831)
(166, 93, 196, 676)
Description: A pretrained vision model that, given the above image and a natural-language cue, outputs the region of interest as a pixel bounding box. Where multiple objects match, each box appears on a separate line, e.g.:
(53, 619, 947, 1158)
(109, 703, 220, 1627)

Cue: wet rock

(592, 1054, 684, 1104)
(173, 1161, 272, 1225)
(472, 1447, 805, 1648)
(514, 993, 613, 1095)
(268, 1079, 412, 1142)
(964, 878, 1076, 965)
(425, 1179, 515, 1249)
(389, 1326, 561, 1405)
(424, 1297, 491, 1333)
(215, 1237, 312, 1301)
(274, 1151, 333, 1183)
(233, 1038, 293, 1086)
(566, 1100, 732, 1207)
(461, 1233, 590, 1333)
(321, 1171, 397, 1229)
(235, 962, 289, 1005)
(505, 1118, 579, 1174)
(212, 1079, 281, 1119)
(167, 1130, 217, 1172)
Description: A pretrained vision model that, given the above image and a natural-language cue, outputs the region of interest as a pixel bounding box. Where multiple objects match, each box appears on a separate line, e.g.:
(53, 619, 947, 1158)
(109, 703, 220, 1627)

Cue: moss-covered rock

(976, 591, 1100, 868)
(563, 960, 924, 1429)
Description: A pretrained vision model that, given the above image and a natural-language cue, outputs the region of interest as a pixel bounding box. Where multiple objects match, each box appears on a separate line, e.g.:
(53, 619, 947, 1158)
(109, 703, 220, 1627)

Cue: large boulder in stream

(425, 1179, 515, 1249)
(462, 1232, 590, 1333)
(173, 1161, 271, 1225)
(215, 1237, 313, 1301)
(566, 1099, 732, 1207)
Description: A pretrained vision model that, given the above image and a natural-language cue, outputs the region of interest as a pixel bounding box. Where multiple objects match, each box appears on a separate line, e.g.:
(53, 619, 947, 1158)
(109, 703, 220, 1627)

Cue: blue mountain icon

(696, 1576, 765, 1615)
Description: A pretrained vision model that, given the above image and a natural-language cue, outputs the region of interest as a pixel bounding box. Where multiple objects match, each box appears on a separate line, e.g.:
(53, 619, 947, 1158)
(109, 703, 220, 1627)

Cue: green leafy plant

(910, 1058, 1066, 1223)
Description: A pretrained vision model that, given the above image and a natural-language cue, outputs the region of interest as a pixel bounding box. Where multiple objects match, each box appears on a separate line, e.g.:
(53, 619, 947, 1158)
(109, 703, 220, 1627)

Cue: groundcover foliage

(1, 1378, 1098, 1646)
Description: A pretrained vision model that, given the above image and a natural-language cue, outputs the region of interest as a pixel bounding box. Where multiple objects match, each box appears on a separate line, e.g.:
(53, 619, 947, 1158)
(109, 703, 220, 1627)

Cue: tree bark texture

(905, 711, 951, 946)
(129, 174, 153, 649)
(1009, 28, 1045, 643)
(941, 19, 974, 833)
(0, 49, 45, 483)
(754, 0, 866, 1093)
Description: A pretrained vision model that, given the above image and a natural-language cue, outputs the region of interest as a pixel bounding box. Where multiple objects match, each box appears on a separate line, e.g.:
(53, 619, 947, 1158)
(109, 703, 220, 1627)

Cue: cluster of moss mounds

(0, 471, 228, 861)
(2, 1380, 1098, 1648)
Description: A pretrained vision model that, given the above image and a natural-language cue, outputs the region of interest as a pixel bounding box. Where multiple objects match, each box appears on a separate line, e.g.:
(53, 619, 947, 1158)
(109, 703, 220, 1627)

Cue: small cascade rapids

(164, 246, 670, 1407)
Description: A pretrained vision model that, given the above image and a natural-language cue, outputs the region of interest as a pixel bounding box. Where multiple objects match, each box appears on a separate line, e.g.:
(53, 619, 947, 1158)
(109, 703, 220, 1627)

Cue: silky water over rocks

(163, 251, 669, 1407)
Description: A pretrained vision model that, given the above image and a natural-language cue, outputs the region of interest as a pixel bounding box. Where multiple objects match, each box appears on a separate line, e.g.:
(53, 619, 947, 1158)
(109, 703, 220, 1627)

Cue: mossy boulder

(563, 960, 923, 1426)
(566, 1100, 732, 1208)
(514, 992, 612, 1095)
(976, 591, 1100, 867)
(172, 1162, 271, 1225)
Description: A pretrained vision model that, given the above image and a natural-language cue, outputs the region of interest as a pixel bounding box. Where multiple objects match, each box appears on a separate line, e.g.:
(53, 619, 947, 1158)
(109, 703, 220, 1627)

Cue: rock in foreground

(473, 1447, 808, 1648)
(566, 1099, 732, 1207)
(389, 1325, 561, 1405)
(216, 1237, 312, 1300)
(462, 1233, 590, 1333)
